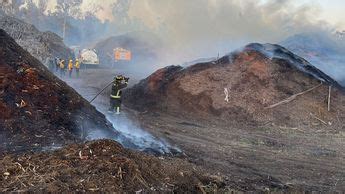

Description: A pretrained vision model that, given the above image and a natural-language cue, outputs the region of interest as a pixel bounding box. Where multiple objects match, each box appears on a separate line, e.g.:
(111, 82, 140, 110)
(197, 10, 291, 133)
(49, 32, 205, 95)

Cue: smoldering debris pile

(0, 139, 223, 192)
(124, 43, 345, 128)
(0, 14, 74, 63)
(0, 29, 231, 193)
(0, 29, 116, 153)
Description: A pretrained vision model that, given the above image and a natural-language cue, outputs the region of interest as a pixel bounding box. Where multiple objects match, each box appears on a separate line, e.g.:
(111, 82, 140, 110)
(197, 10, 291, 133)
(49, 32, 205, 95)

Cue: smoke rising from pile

(115, 0, 332, 64)
(11, 0, 337, 65)
(85, 112, 180, 155)
(105, 114, 180, 155)
(64, 75, 179, 155)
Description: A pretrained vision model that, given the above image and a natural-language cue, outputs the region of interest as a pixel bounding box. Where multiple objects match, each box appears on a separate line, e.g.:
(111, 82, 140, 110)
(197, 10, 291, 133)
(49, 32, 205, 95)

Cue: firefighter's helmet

(115, 75, 124, 81)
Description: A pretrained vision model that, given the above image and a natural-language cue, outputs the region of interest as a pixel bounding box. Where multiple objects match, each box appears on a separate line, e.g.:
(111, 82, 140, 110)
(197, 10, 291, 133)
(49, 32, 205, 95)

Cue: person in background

(45, 55, 55, 72)
(75, 59, 80, 78)
(55, 57, 60, 73)
(59, 59, 65, 77)
(68, 59, 73, 78)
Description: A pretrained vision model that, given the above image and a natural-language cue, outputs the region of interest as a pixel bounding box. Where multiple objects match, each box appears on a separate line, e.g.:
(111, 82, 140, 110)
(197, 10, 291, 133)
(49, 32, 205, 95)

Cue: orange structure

(114, 48, 131, 61)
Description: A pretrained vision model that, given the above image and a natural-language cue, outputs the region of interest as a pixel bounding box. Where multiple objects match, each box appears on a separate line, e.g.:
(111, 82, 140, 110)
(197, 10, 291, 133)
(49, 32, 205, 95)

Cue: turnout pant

(109, 98, 121, 113)
(76, 69, 80, 77)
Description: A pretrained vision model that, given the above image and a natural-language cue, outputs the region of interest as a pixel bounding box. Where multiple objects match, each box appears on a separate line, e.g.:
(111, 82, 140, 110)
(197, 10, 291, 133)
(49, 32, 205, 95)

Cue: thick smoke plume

(128, 0, 329, 63)
(1, 0, 336, 64)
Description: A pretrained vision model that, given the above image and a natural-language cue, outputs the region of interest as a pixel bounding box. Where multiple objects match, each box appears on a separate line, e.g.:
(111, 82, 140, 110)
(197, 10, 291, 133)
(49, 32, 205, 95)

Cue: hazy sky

(27, 0, 344, 63)
(266, 0, 345, 28)
(37, 0, 345, 29)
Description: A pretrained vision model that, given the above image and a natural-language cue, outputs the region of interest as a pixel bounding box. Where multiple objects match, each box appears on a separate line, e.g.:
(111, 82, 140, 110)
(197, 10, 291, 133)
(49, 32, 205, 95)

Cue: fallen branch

(265, 83, 322, 109)
(310, 113, 328, 125)
(134, 175, 150, 189)
(197, 183, 207, 194)
(278, 126, 304, 132)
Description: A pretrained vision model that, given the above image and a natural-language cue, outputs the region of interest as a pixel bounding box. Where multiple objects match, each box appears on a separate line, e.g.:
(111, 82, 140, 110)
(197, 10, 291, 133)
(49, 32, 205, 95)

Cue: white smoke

(85, 112, 180, 155)
(14, 0, 339, 65)
(63, 75, 180, 155)
(105, 113, 180, 155)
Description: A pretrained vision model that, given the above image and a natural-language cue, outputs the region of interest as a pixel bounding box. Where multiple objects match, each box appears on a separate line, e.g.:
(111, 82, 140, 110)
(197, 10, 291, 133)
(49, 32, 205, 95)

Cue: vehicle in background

(80, 49, 100, 68)
(114, 47, 132, 62)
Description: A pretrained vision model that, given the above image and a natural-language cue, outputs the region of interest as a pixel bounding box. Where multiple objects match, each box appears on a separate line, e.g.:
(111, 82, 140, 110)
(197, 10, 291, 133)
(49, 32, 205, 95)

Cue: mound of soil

(0, 139, 223, 193)
(0, 14, 74, 63)
(0, 29, 116, 153)
(124, 43, 345, 128)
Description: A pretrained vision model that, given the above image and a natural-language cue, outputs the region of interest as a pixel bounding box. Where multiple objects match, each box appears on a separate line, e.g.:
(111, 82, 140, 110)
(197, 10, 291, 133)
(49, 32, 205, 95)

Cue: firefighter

(68, 59, 73, 78)
(46, 55, 55, 72)
(109, 75, 129, 114)
(59, 59, 65, 77)
(75, 59, 80, 78)
(55, 57, 60, 73)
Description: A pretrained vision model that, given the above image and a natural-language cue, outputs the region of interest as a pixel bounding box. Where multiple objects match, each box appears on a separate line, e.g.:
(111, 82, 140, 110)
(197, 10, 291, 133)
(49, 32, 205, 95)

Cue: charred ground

(0, 29, 239, 193)
(0, 140, 226, 193)
(0, 29, 116, 153)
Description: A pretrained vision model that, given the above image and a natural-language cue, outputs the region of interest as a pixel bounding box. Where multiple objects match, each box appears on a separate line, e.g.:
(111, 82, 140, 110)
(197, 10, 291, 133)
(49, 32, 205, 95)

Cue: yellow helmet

(115, 75, 124, 81)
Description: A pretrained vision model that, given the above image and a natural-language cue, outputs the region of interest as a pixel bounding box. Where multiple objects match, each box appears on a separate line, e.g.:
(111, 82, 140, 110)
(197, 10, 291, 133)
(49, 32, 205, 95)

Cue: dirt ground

(137, 112, 345, 192)
(0, 139, 224, 193)
(63, 67, 345, 192)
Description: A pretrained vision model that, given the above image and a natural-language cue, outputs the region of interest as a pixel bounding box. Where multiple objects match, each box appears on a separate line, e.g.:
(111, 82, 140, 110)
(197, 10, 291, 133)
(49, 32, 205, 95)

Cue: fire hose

(89, 80, 114, 103)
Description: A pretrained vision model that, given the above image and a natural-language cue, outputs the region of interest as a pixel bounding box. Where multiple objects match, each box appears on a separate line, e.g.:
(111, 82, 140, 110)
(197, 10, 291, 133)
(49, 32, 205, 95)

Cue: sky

(33, 0, 345, 30)
(268, 0, 345, 29)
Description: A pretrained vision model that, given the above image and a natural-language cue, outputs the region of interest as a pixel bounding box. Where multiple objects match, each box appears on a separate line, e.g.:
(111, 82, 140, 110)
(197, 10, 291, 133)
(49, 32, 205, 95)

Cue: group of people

(46, 56, 81, 78)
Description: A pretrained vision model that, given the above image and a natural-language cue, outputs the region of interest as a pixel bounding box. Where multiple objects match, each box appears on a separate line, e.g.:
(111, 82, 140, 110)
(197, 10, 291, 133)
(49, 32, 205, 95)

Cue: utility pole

(62, 14, 66, 41)
(62, 0, 67, 41)
(328, 85, 332, 112)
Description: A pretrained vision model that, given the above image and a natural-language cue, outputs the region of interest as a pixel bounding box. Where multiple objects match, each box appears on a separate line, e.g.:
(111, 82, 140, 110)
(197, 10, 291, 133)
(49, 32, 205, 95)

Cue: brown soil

(0, 139, 225, 193)
(0, 29, 250, 193)
(124, 44, 345, 129)
(123, 43, 345, 192)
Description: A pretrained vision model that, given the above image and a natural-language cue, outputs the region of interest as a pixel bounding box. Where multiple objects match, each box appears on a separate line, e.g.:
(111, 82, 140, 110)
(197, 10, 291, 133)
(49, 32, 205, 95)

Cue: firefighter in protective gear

(68, 59, 73, 78)
(59, 59, 65, 77)
(109, 75, 129, 114)
(75, 59, 80, 78)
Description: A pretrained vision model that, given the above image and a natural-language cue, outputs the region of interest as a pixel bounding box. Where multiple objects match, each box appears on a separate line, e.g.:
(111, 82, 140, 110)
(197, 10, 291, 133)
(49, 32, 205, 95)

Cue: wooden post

(328, 86, 331, 112)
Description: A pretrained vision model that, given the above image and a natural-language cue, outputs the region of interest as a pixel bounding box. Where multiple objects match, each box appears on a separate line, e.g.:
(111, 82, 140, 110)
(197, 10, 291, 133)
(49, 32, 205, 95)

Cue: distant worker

(59, 59, 65, 77)
(75, 59, 80, 78)
(45, 55, 55, 72)
(109, 75, 129, 114)
(55, 57, 60, 73)
(68, 59, 73, 78)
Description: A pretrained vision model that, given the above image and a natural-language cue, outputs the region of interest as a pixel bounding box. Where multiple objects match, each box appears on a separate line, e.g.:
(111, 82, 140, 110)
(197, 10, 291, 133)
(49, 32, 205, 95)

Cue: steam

(85, 113, 181, 155)
(79, 100, 180, 155)
(105, 114, 180, 155)
(63, 75, 180, 155)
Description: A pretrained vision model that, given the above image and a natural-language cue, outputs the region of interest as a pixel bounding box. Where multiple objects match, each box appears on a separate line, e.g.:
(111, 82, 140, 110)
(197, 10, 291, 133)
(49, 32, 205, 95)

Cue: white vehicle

(80, 49, 100, 67)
